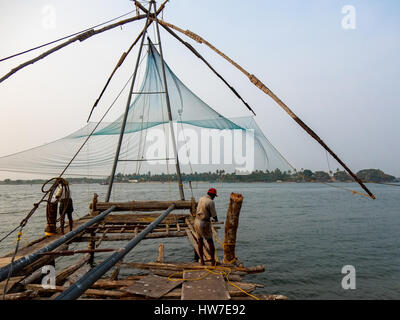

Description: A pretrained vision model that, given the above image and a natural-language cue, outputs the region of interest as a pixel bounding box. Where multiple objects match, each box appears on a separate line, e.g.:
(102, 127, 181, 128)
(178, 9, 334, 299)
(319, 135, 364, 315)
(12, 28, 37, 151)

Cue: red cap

(208, 188, 218, 196)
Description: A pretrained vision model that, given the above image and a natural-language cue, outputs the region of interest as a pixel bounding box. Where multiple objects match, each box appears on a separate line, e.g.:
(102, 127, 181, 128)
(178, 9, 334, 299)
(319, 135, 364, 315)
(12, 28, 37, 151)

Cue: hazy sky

(0, 0, 399, 179)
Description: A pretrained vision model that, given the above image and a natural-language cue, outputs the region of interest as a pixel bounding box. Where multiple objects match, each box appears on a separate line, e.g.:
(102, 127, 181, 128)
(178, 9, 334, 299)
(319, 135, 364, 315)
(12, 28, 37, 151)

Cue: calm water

(0, 182, 399, 300)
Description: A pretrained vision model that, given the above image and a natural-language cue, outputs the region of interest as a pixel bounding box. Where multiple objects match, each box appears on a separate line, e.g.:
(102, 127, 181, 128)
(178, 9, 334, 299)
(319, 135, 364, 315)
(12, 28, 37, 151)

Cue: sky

(0, 0, 399, 179)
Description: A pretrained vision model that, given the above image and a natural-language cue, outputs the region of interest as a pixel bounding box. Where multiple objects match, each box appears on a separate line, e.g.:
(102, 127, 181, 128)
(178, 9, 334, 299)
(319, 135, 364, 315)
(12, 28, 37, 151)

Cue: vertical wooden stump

(88, 231, 96, 267)
(190, 197, 197, 217)
(157, 243, 165, 263)
(223, 193, 243, 264)
(90, 193, 98, 216)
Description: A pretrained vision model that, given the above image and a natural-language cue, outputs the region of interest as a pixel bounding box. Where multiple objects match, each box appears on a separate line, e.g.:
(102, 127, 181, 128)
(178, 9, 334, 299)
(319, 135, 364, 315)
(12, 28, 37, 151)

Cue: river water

(0, 181, 399, 299)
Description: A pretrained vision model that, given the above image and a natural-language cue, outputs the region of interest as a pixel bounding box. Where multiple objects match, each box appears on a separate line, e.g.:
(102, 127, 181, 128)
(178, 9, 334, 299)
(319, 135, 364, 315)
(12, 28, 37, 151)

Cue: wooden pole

(223, 193, 243, 264)
(90, 193, 98, 216)
(154, 19, 376, 200)
(156, 243, 165, 263)
(88, 231, 96, 266)
(151, 0, 185, 200)
(94, 199, 194, 212)
(105, 6, 151, 202)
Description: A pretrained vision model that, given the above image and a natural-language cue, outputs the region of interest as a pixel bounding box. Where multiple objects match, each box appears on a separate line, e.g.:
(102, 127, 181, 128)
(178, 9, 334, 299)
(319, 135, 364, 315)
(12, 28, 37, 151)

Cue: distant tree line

(109, 168, 397, 184)
(0, 168, 397, 185)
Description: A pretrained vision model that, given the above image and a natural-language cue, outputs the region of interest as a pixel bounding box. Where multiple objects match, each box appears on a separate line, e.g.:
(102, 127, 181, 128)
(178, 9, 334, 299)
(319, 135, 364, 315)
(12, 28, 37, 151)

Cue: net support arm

(55, 204, 176, 300)
(87, 0, 169, 122)
(0, 14, 148, 84)
(135, 0, 255, 116)
(0, 206, 116, 283)
(155, 19, 375, 200)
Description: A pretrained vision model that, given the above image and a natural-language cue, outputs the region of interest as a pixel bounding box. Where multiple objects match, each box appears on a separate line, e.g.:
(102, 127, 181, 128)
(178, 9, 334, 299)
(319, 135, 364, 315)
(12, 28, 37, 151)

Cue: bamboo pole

(223, 193, 243, 264)
(0, 206, 116, 282)
(151, 0, 185, 200)
(55, 204, 176, 300)
(0, 15, 147, 83)
(105, 7, 151, 203)
(153, 19, 376, 200)
(86, 1, 169, 122)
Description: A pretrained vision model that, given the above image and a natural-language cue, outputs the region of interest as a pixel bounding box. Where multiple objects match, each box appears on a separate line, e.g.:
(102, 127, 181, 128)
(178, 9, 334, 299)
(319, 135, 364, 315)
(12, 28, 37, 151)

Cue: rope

(264, 139, 374, 199)
(0, 225, 20, 244)
(0, 14, 148, 84)
(0, 57, 135, 251)
(0, 10, 138, 63)
(2, 226, 23, 299)
(154, 18, 376, 200)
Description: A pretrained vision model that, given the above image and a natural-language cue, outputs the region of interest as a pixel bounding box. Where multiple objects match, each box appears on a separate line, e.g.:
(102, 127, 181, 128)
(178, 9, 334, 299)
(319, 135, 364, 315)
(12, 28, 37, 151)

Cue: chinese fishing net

(0, 42, 292, 179)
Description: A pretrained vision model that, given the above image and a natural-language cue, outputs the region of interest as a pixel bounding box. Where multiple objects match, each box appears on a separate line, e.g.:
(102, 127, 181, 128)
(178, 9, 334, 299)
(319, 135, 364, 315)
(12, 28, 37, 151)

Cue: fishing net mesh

(0, 42, 291, 178)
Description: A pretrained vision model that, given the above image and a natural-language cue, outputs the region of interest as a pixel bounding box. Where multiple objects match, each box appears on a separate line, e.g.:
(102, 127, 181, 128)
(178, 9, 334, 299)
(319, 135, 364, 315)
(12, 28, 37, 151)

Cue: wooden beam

(93, 200, 194, 212)
(119, 261, 265, 275)
(0, 290, 36, 300)
(56, 254, 90, 286)
(74, 231, 187, 242)
(64, 264, 92, 287)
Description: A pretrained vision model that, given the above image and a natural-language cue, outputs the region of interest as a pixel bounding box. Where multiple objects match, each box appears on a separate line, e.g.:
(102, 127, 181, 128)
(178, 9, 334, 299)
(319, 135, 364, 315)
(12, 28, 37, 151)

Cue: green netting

(0, 41, 291, 177)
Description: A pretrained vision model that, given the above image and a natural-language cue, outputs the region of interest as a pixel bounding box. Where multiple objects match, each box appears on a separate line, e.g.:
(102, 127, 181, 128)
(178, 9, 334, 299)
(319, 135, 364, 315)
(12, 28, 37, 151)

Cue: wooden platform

(181, 270, 230, 300)
(0, 196, 284, 300)
(123, 274, 183, 298)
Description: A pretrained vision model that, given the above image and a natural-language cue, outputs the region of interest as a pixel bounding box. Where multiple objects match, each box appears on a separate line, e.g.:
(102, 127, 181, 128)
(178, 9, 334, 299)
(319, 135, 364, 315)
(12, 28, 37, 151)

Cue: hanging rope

(2, 226, 23, 299)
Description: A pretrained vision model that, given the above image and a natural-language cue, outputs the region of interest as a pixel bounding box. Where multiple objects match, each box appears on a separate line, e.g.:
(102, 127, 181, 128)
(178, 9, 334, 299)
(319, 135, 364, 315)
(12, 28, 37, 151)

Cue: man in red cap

(194, 188, 219, 266)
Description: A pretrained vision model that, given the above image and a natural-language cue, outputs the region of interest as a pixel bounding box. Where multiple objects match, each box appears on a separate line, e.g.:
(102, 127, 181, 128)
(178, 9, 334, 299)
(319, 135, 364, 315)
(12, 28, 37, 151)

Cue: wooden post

(156, 243, 164, 263)
(90, 193, 98, 216)
(190, 197, 197, 217)
(88, 231, 96, 267)
(223, 193, 243, 264)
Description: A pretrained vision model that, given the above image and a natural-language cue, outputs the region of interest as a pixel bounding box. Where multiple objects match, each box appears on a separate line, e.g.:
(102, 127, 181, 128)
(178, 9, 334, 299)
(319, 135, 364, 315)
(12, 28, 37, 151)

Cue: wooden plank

(185, 218, 215, 261)
(64, 264, 91, 287)
(123, 274, 183, 299)
(185, 228, 201, 258)
(181, 270, 230, 300)
(56, 254, 90, 285)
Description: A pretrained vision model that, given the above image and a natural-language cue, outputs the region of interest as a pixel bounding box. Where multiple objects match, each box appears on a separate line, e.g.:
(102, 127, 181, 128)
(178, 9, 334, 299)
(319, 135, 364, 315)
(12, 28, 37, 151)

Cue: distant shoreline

(0, 168, 398, 185)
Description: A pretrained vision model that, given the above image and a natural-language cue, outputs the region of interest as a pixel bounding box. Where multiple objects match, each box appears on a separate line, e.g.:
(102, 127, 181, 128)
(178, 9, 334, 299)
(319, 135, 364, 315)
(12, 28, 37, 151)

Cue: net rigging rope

(0, 9, 138, 62)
